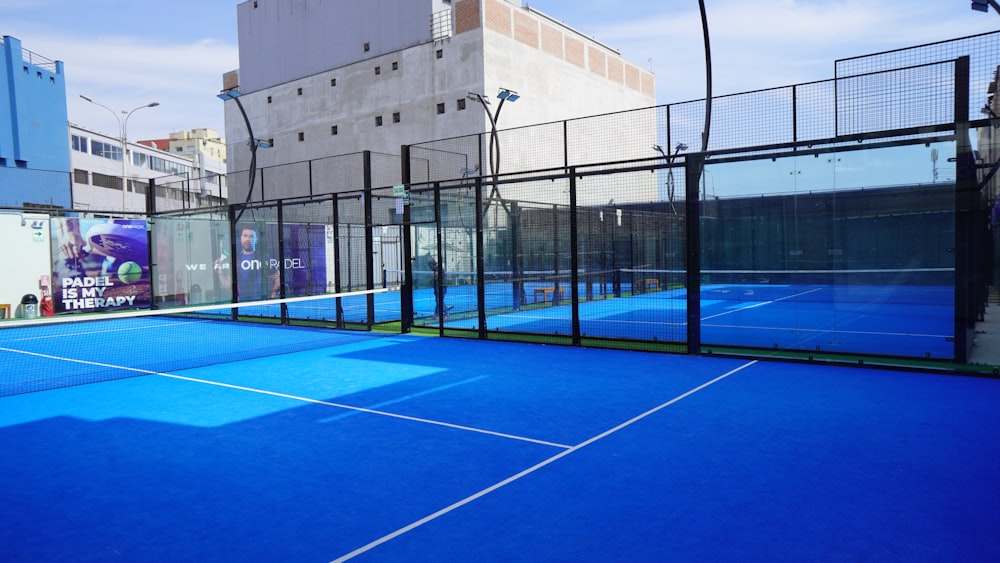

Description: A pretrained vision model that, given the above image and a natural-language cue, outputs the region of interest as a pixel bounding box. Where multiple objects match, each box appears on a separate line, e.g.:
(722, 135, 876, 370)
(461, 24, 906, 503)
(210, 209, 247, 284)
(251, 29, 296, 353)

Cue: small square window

(331, 78, 337, 87)
(297, 87, 303, 95)
(375, 116, 383, 127)
(267, 96, 272, 104)
(457, 99, 466, 111)
(331, 125, 338, 135)
(436, 49, 443, 59)
(298, 132, 305, 142)
(364, 42, 370, 52)
(375, 66, 381, 76)
(392, 61, 398, 71)
(392, 112, 400, 123)
(436, 103, 445, 115)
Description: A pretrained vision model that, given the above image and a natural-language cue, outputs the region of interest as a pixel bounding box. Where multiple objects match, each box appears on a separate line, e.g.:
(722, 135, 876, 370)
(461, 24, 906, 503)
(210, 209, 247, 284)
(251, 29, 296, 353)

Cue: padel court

(1, 318, 997, 561)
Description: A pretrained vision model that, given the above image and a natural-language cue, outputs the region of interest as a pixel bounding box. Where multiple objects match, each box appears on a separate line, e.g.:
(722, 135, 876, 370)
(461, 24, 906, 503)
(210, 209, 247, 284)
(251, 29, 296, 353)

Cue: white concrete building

(222, 0, 657, 202)
(142, 128, 228, 165)
(69, 124, 228, 213)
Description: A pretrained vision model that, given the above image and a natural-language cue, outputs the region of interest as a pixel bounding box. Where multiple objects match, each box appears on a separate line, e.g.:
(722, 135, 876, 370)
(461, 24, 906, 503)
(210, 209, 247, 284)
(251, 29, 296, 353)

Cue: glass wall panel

(700, 141, 955, 359)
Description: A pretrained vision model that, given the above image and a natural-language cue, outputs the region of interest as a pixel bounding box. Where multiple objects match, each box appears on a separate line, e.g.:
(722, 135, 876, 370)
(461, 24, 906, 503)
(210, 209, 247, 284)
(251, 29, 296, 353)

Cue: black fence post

(400, 144, 414, 332)
(686, 156, 704, 354)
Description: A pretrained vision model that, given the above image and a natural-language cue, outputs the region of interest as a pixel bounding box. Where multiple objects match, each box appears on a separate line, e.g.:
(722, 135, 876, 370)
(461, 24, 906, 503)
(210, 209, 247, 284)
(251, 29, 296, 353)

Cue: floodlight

(675, 143, 689, 152)
(468, 92, 490, 105)
(972, 0, 989, 12)
(217, 88, 243, 101)
(497, 88, 519, 102)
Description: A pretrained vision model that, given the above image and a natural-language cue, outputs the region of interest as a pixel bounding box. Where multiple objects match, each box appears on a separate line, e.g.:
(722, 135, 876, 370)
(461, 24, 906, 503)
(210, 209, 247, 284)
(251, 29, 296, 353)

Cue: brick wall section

(607, 58, 624, 85)
(625, 64, 640, 91)
(456, 0, 653, 96)
(513, 10, 539, 48)
(641, 71, 655, 97)
(540, 22, 562, 58)
(588, 45, 607, 78)
(565, 35, 585, 68)
(454, 0, 481, 34)
(485, 0, 512, 37)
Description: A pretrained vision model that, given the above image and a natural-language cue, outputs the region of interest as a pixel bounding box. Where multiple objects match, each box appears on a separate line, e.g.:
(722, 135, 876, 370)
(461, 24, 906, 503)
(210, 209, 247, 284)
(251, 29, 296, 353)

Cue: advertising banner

(50, 218, 151, 314)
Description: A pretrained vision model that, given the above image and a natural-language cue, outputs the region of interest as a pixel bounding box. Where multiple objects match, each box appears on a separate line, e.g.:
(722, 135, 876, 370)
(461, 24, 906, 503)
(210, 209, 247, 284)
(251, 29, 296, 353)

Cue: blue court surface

(1, 331, 997, 561)
(428, 280, 953, 359)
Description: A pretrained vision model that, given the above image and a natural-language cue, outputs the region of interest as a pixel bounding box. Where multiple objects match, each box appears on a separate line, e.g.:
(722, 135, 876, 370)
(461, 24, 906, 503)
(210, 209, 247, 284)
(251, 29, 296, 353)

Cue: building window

(392, 61, 398, 71)
(331, 78, 337, 87)
(436, 49, 443, 59)
(457, 98, 466, 111)
(364, 42, 370, 52)
(298, 132, 305, 141)
(297, 87, 303, 95)
(375, 116, 383, 127)
(71, 135, 88, 152)
(392, 112, 400, 123)
(375, 66, 381, 76)
(267, 96, 272, 104)
(331, 125, 338, 135)
(175, 147, 184, 152)
(436, 103, 445, 115)
(73, 169, 89, 184)
(91, 140, 122, 161)
(93, 172, 123, 191)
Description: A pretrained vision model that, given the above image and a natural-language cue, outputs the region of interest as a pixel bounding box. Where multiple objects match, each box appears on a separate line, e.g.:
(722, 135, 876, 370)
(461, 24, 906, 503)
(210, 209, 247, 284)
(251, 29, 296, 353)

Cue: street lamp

(469, 87, 521, 309)
(218, 88, 271, 217)
(467, 87, 519, 182)
(80, 95, 159, 212)
(653, 142, 688, 213)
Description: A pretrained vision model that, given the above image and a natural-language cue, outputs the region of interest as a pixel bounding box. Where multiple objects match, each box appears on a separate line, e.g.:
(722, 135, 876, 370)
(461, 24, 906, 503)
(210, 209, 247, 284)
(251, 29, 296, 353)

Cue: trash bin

(18, 294, 39, 319)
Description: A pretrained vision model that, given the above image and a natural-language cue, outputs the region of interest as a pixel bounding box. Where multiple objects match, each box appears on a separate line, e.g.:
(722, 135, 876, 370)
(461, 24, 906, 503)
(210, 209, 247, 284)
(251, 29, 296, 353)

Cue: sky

(4, 0, 999, 143)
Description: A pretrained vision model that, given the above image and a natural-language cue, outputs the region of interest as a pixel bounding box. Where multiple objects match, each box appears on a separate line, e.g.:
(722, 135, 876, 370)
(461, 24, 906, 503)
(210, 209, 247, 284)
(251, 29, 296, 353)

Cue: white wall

(237, 0, 438, 94)
(0, 212, 52, 318)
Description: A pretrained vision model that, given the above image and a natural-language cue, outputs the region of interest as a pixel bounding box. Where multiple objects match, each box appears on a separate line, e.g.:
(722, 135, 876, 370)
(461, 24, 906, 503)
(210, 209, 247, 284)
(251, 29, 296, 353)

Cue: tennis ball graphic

(117, 261, 142, 284)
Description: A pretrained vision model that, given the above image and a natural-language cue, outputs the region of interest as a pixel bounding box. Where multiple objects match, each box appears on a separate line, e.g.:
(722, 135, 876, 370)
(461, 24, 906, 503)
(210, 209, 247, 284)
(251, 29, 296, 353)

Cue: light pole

(218, 88, 272, 222)
(653, 142, 688, 213)
(80, 95, 159, 212)
(469, 87, 521, 309)
(467, 87, 519, 202)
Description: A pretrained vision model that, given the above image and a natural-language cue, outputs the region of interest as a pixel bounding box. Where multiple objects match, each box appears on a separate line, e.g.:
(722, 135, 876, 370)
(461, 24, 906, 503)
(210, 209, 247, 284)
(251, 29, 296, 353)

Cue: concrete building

(0, 35, 71, 208)
(140, 128, 228, 165)
(70, 124, 228, 213)
(222, 0, 657, 203)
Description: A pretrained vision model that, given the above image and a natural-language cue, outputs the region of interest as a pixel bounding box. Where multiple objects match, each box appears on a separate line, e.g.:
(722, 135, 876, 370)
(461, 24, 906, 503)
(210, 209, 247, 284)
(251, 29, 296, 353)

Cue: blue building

(0, 35, 71, 208)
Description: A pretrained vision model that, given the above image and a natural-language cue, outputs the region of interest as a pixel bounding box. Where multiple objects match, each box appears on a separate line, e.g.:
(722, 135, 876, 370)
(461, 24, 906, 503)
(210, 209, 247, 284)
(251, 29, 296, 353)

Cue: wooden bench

(533, 287, 565, 303)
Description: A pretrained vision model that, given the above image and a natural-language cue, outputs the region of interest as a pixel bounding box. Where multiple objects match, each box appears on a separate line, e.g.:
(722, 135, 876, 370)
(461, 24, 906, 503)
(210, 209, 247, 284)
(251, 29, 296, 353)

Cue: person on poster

(234, 225, 279, 301)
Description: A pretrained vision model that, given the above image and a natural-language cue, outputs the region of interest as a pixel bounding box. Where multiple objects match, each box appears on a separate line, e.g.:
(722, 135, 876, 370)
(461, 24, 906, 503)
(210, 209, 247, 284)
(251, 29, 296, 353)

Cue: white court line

(0, 346, 570, 450)
(700, 287, 825, 321)
(330, 359, 759, 563)
(703, 322, 950, 339)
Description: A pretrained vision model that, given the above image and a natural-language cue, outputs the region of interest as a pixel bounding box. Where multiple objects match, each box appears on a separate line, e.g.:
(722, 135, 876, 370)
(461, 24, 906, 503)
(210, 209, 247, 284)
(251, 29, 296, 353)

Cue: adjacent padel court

(1, 312, 997, 561)
(411, 268, 954, 359)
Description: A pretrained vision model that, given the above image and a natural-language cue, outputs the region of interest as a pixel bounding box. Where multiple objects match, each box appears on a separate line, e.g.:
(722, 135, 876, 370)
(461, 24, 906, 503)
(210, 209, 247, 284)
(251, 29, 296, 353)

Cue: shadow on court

(1, 337, 997, 561)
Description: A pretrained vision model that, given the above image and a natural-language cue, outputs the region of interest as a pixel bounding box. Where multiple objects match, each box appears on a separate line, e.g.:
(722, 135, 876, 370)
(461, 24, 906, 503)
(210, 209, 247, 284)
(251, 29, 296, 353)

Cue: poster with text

(50, 217, 151, 314)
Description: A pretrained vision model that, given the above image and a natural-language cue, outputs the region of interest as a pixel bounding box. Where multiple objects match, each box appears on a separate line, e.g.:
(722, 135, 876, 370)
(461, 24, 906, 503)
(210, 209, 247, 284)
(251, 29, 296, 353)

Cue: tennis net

(0, 288, 390, 396)
(619, 267, 953, 305)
